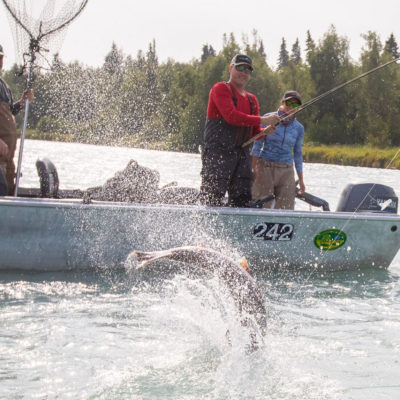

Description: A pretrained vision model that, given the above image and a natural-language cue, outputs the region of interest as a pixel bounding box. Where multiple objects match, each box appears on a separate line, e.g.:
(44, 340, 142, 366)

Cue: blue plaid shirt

(251, 111, 304, 173)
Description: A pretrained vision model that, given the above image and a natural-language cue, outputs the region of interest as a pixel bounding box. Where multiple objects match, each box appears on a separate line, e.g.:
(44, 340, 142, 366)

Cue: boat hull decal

(313, 229, 347, 251)
(252, 222, 294, 241)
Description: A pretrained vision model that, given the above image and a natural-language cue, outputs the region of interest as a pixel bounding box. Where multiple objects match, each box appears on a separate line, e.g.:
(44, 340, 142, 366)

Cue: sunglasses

(235, 65, 253, 75)
(285, 100, 300, 109)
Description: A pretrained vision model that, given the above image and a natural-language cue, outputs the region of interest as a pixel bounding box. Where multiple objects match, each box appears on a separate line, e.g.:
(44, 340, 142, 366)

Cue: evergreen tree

(221, 32, 240, 62)
(50, 53, 65, 72)
(102, 42, 125, 138)
(384, 33, 399, 58)
(290, 38, 302, 65)
(360, 31, 399, 147)
(135, 49, 146, 69)
(244, 30, 266, 60)
(258, 40, 266, 59)
(305, 30, 316, 65)
(177, 55, 226, 151)
(200, 44, 216, 63)
(144, 39, 160, 117)
(278, 38, 289, 69)
(119, 40, 162, 141)
(307, 25, 354, 144)
(103, 42, 124, 75)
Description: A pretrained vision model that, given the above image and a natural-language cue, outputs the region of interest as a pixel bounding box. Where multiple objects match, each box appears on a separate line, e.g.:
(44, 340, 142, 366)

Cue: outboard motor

(36, 158, 59, 198)
(336, 183, 398, 213)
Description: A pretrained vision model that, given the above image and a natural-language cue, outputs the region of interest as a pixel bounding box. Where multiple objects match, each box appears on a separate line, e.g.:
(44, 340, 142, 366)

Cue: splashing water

(1, 140, 400, 399)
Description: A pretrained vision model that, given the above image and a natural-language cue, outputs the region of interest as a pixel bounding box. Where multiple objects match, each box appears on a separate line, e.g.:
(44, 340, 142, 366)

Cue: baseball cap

(0, 45, 4, 56)
(230, 54, 253, 71)
(282, 90, 302, 105)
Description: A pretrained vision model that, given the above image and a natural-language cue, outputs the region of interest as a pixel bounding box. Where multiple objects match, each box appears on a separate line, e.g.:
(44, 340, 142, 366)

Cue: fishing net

(1, 0, 88, 195)
(2, 0, 88, 77)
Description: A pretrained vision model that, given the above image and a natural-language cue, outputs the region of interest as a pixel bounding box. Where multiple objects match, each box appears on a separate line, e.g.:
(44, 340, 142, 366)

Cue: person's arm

(296, 172, 305, 194)
(10, 102, 21, 115)
(11, 89, 34, 115)
(254, 110, 280, 140)
(293, 125, 305, 193)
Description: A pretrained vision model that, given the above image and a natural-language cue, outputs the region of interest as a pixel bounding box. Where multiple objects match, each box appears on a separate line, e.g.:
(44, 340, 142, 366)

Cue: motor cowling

(336, 183, 398, 213)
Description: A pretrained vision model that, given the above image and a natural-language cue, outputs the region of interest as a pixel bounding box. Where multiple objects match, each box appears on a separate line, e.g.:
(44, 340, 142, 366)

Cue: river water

(1, 140, 400, 399)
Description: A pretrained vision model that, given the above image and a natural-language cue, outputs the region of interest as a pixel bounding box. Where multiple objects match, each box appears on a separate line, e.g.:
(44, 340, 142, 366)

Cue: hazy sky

(0, 0, 399, 70)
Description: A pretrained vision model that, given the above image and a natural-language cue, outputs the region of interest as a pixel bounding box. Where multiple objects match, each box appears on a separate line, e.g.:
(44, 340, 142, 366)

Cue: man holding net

(0, 44, 34, 195)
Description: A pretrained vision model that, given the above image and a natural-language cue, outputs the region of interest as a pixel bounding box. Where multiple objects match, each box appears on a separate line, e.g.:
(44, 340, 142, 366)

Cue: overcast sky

(1, 0, 399, 70)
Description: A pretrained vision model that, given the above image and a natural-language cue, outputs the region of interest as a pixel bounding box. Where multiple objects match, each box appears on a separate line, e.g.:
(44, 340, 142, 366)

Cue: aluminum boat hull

(0, 196, 399, 271)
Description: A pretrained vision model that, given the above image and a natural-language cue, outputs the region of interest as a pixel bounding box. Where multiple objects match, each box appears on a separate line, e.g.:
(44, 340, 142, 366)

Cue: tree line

(1, 25, 400, 152)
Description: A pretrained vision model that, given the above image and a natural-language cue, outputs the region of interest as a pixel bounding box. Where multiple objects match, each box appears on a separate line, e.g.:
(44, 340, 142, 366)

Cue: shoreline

(25, 131, 400, 170)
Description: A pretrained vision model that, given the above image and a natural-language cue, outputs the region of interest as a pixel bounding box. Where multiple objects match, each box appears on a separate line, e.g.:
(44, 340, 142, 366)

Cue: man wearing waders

(0, 44, 34, 195)
(200, 54, 280, 207)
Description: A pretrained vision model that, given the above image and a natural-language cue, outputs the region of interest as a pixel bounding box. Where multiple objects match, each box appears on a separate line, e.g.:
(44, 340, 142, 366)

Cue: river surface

(1, 140, 400, 399)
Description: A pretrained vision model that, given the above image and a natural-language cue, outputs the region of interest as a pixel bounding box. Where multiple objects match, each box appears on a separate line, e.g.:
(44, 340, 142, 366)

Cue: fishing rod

(242, 56, 400, 147)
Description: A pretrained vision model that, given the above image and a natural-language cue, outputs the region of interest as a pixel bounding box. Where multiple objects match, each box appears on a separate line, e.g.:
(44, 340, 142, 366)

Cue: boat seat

(0, 167, 7, 196)
(36, 158, 59, 198)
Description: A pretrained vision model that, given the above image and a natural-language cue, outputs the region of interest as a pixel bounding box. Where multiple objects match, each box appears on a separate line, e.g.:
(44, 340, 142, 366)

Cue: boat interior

(0, 157, 398, 214)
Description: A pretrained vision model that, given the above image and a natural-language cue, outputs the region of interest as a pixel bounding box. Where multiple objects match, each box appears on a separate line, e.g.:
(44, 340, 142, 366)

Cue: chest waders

(0, 102, 17, 195)
(200, 83, 255, 207)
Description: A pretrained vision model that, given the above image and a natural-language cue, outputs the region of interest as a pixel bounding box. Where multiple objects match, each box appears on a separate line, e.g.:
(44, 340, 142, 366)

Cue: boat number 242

(252, 222, 294, 241)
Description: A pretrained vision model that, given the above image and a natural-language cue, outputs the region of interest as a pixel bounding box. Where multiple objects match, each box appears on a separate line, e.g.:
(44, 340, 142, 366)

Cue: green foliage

(384, 33, 399, 59)
(290, 38, 302, 65)
(278, 38, 289, 69)
(305, 30, 316, 65)
(200, 44, 216, 63)
(2, 27, 400, 154)
(303, 145, 400, 168)
(36, 116, 65, 134)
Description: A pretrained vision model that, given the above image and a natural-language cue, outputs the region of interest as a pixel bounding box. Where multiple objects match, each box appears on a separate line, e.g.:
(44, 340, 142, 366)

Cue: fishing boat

(0, 159, 399, 272)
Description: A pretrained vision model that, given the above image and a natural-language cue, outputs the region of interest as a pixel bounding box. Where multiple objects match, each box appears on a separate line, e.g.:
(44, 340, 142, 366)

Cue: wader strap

(225, 83, 254, 148)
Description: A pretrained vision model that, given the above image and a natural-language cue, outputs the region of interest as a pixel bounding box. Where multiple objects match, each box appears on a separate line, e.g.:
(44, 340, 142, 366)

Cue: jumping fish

(128, 246, 267, 349)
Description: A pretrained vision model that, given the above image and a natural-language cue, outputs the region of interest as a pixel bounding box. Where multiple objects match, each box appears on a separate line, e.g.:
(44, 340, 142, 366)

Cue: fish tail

(128, 250, 169, 269)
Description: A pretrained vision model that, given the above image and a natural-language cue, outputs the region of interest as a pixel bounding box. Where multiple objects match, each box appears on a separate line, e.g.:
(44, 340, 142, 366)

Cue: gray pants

(252, 158, 296, 209)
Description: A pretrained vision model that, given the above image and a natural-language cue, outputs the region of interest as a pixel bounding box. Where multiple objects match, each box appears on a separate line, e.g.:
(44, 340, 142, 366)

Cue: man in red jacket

(200, 54, 280, 207)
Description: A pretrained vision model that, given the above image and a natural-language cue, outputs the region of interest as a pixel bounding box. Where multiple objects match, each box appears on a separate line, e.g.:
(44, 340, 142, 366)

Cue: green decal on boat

(313, 229, 347, 251)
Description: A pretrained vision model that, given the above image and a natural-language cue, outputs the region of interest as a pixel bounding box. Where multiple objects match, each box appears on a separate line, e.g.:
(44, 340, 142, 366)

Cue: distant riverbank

(25, 130, 400, 169)
(302, 145, 400, 169)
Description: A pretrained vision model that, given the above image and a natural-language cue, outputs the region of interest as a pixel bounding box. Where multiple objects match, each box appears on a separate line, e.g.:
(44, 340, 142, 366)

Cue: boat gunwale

(1, 195, 399, 222)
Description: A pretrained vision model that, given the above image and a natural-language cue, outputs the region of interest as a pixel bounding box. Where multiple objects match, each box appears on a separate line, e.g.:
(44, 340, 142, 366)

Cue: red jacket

(206, 82, 262, 133)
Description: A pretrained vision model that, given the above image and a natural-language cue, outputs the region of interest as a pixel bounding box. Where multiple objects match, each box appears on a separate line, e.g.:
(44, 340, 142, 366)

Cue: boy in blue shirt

(251, 90, 306, 209)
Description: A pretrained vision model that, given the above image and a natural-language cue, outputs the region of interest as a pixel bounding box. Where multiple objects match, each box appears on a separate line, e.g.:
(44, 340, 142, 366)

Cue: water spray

(1, 0, 89, 196)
